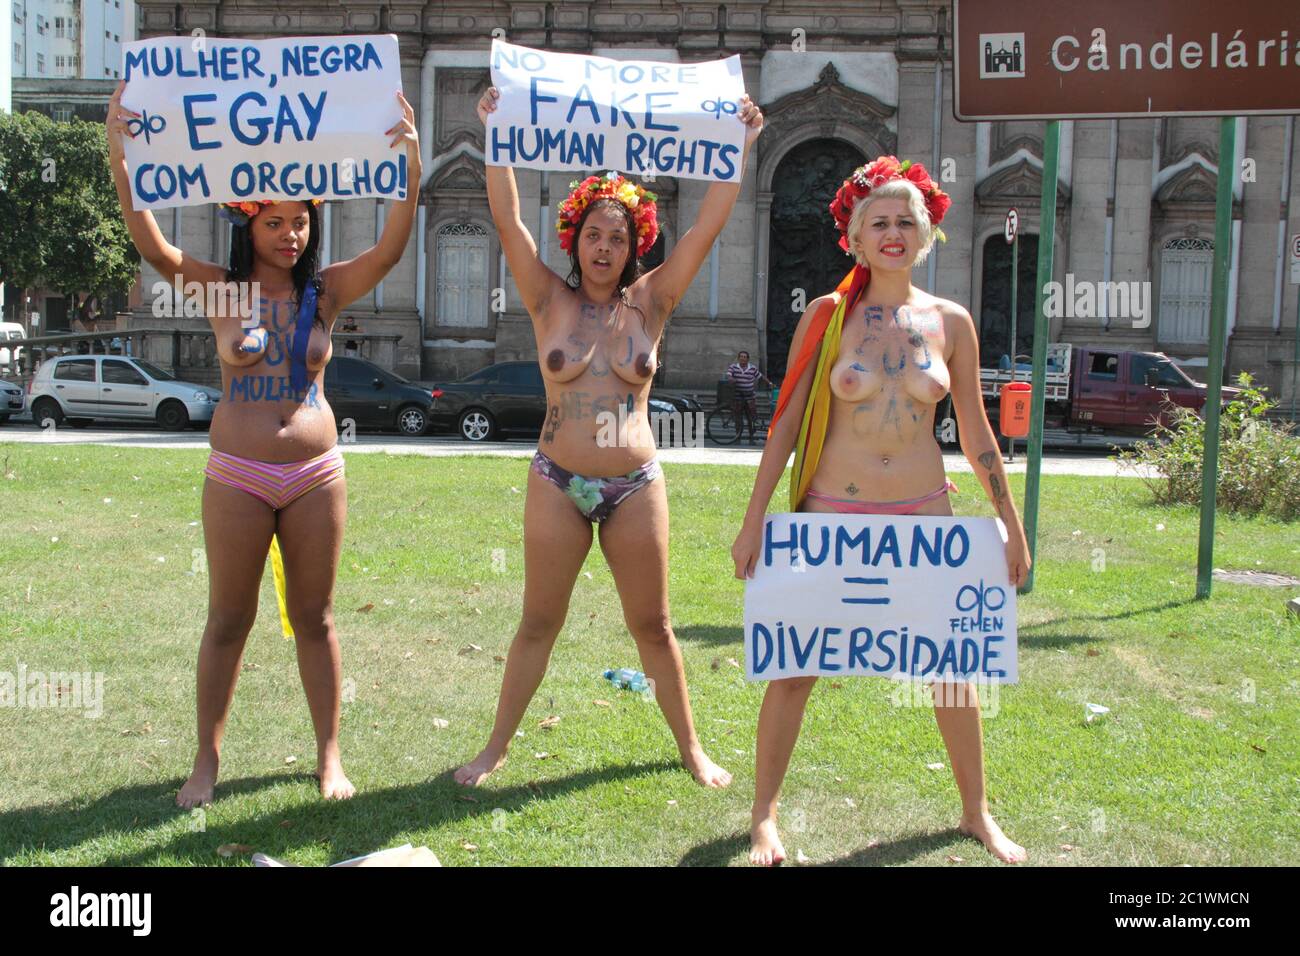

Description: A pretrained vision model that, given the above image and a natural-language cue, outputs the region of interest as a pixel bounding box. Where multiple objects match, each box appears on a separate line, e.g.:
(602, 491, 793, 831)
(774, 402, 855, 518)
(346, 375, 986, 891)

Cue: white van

(0, 322, 25, 372)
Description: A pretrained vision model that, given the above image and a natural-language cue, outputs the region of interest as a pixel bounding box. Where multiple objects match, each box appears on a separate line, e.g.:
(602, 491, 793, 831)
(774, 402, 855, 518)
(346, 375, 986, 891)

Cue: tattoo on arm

(989, 472, 1009, 519)
(978, 448, 1010, 518)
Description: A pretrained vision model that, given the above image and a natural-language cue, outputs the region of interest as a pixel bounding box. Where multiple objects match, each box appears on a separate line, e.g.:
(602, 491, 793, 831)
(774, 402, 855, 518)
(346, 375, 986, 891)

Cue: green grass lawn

(0, 442, 1296, 866)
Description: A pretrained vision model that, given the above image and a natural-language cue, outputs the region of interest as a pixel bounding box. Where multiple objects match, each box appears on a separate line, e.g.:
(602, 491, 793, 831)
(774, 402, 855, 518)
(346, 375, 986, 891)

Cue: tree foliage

(0, 110, 138, 319)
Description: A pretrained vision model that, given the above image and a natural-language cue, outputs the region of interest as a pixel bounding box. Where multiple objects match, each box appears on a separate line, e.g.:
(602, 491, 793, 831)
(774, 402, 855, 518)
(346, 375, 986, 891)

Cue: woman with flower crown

(106, 81, 421, 806)
(732, 156, 1031, 864)
(455, 86, 763, 788)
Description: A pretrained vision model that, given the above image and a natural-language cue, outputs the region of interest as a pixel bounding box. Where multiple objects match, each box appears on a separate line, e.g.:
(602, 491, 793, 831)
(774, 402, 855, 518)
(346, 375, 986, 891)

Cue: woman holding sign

(731, 156, 1030, 864)
(455, 86, 762, 788)
(106, 80, 421, 806)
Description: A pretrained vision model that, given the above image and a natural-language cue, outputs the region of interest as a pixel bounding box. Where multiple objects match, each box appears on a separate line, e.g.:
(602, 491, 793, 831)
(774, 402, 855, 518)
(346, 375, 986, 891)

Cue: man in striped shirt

(726, 351, 771, 444)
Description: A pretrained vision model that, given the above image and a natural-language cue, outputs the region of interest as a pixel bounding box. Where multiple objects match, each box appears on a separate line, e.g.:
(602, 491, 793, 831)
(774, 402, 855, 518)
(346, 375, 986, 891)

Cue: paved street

(0, 420, 1154, 478)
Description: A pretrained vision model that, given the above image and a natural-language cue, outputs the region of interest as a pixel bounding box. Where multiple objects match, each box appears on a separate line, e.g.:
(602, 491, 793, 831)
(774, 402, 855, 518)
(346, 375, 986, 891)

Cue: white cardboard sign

(120, 34, 406, 210)
(744, 514, 1019, 684)
(486, 39, 747, 182)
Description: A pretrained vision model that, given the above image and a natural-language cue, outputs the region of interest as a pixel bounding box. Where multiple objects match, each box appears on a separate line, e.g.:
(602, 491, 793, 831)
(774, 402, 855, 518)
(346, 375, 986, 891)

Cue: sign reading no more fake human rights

(486, 39, 748, 183)
(120, 34, 407, 210)
(954, 0, 1300, 120)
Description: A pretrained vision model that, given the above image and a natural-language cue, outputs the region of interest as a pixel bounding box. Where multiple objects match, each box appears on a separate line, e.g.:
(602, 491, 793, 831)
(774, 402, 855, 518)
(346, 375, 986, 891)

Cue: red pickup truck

(938, 344, 1237, 445)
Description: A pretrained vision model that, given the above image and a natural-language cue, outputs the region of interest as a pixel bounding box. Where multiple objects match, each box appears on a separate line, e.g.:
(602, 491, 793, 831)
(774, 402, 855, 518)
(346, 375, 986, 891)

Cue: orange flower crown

(556, 172, 659, 259)
(217, 198, 323, 226)
(828, 156, 951, 253)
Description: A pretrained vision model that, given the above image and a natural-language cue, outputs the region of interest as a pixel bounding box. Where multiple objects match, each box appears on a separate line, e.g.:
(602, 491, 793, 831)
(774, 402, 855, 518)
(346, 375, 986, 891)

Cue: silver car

(28, 355, 220, 430)
(0, 378, 24, 424)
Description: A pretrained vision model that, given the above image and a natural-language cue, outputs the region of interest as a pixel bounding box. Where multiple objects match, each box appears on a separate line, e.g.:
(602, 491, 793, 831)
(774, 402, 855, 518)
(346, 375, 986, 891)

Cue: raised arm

(946, 304, 1031, 587)
(643, 95, 764, 318)
(318, 92, 422, 314)
(732, 294, 836, 578)
(476, 87, 566, 320)
(106, 80, 225, 290)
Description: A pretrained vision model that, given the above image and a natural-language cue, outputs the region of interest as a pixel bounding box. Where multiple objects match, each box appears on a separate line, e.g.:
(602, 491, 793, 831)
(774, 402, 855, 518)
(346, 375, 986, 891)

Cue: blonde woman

(732, 156, 1030, 864)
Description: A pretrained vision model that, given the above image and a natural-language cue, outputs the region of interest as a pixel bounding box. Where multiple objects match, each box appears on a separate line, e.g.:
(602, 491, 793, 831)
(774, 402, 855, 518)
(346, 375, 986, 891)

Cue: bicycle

(706, 380, 771, 446)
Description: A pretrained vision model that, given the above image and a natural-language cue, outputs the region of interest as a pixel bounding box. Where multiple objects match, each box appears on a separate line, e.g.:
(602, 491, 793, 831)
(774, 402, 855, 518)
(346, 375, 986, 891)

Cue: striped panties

(204, 446, 345, 510)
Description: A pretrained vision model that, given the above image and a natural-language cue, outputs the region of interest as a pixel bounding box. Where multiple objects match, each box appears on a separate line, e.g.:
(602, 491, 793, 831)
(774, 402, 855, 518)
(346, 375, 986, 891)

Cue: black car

(430, 361, 702, 442)
(323, 356, 435, 436)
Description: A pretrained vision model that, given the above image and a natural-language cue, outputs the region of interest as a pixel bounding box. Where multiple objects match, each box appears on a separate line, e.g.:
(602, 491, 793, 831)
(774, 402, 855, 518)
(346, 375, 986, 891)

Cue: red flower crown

(556, 172, 659, 259)
(217, 198, 323, 226)
(829, 156, 951, 254)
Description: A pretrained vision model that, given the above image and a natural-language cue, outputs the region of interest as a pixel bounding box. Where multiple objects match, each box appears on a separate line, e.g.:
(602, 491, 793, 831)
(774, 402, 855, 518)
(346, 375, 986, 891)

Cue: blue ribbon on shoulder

(289, 282, 318, 395)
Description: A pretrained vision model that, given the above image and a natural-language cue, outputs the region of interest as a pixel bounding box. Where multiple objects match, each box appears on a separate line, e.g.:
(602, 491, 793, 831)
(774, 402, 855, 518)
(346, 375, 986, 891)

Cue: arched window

(1158, 237, 1213, 344)
(435, 222, 490, 328)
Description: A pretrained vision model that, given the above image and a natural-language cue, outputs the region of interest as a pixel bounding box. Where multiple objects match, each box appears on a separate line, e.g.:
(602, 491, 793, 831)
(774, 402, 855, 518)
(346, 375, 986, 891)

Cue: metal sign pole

(1020, 121, 1060, 594)
(1007, 228, 1019, 462)
(1293, 285, 1300, 423)
(1293, 234, 1300, 421)
(1195, 116, 1237, 600)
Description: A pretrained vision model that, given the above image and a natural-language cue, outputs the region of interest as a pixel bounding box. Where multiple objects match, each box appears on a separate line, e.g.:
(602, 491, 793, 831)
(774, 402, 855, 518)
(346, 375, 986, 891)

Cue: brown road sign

(954, 0, 1300, 120)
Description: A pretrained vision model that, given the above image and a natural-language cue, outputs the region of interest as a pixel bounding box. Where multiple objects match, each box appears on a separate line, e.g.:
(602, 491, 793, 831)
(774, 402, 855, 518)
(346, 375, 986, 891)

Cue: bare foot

(177, 756, 219, 808)
(314, 760, 356, 800)
(749, 817, 787, 866)
(683, 747, 732, 788)
(454, 747, 507, 786)
(959, 812, 1027, 863)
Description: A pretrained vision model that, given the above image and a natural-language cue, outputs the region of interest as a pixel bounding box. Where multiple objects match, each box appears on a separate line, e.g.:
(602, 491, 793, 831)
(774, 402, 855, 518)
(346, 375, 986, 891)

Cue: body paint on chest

(229, 375, 321, 408)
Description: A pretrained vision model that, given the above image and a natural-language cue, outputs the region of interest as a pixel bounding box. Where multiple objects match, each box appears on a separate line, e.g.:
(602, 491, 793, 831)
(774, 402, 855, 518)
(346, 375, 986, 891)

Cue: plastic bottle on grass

(604, 668, 650, 694)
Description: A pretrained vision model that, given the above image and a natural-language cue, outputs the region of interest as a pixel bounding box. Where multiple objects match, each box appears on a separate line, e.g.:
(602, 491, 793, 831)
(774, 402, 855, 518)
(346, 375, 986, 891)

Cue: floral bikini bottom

(530, 449, 662, 523)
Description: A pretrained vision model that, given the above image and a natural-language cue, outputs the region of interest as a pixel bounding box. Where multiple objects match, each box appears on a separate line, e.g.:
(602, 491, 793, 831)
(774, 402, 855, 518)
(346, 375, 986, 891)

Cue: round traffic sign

(1005, 207, 1019, 244)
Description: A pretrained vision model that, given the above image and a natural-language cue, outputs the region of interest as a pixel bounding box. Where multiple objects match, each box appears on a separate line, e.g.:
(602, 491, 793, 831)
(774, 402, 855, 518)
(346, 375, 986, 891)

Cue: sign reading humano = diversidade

(954, 0, 1300, 120)
(120, 34, 407, 210)
(486, 39, 747, 183)
(743, 514, 1019, 683)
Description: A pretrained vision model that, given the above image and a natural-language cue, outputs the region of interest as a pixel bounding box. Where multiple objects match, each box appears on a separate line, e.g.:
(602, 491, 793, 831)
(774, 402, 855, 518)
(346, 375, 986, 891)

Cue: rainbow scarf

(768, 264, 870, 510)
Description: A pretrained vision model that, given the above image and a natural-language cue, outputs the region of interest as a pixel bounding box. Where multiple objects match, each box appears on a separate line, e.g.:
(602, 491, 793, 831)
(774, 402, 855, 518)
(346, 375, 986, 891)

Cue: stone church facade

(131, 1, 1300, 407)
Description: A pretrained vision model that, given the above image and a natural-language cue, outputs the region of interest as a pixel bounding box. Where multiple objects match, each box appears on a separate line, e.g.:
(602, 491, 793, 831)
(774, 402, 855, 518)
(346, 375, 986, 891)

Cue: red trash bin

(999, 381, 1032, 438)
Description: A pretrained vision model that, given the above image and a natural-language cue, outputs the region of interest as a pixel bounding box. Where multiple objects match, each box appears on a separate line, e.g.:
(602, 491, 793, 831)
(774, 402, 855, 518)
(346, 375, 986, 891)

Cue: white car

(0, 378, 24, 423)
(28, 355, 220, 430)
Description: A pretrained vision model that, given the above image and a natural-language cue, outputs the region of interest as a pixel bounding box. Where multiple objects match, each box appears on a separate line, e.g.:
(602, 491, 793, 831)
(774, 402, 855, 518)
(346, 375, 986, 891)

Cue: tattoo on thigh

(978, 450, 996, 471)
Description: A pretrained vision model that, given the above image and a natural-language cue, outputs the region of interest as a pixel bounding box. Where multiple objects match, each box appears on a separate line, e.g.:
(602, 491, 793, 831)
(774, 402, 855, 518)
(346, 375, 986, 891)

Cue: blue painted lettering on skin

(229, 375, 321, 407)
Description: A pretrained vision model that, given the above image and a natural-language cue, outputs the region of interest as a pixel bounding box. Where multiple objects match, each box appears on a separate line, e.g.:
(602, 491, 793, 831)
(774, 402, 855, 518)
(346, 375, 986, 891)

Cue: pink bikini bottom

(804, 479, 958, 515)
(204, 446, 345, 510)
